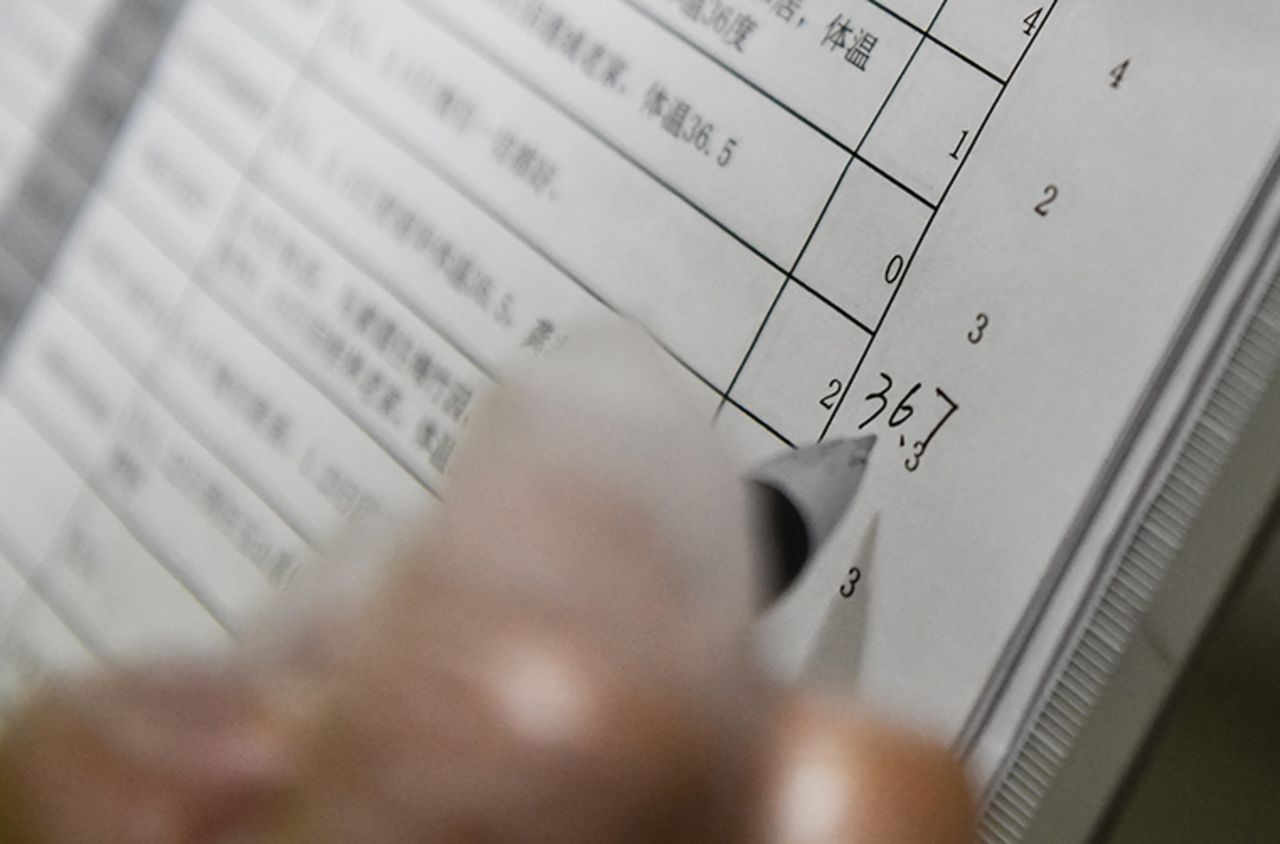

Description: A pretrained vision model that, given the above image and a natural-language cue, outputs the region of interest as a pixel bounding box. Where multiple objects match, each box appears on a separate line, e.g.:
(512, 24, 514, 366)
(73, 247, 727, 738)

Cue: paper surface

(1, 0, 1279, 788)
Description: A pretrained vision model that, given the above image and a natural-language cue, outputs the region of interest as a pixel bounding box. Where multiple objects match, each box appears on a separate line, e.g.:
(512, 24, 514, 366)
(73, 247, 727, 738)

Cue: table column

(0, 0, 174, 337)
(0, 0, 187, 705)
(0, 0, 364, 689)
(709, 0, 936, 453)
(720, 0, 1054, 457)
(815, 0, 1056, 471)
(38, 0, 331, 635)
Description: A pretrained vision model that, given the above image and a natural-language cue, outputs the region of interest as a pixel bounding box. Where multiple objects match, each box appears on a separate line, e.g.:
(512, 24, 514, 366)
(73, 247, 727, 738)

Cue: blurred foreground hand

(0, 330, 975, 843)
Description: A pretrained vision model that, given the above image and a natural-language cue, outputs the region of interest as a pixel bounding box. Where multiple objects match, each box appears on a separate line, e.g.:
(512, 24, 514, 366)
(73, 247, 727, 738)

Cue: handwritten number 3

(859, 373, 893, 429)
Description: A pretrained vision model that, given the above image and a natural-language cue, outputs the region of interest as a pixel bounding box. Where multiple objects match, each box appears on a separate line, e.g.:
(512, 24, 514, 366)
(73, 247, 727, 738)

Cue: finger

(767, 697, 978, 844)
(447, 322, 764, 626)
(263, 326, 777, 841)
(0, 665, 286, 843)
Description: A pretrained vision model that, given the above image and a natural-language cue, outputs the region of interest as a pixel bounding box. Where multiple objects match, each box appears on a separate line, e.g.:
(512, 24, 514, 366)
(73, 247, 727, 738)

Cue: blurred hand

(0, 330, 975, 843)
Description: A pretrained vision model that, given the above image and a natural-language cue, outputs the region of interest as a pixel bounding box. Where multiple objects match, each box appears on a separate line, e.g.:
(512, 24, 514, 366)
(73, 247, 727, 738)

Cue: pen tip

(753, 436, 878, 598)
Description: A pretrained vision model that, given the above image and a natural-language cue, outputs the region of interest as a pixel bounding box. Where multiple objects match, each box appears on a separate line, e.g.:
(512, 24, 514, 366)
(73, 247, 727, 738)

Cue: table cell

(0, 248, 40, 341)
(0, 397, 84, 567)
(0, 594, 95, 709)
(0, 149, 89, 282)
(0, 106, 35, 206)
(153, 285, 437, 532)
(233, 164, 599, 380)
(47, 59, 141, 184)
(860, 39, 1002, 204)
(933, 0, 1047, 80)
(94, 0, 191, 83)
(41, 496, 230, 658)
(98, 98, 243, 271)
(148, 2, 300, 164)
(730, 282, 872, 444)
(100, 393, 309, 623)
(260, 77, 781, 389)
(0, 0, 86, 125)
(0, 292, 136, 467)
(0, 552, 26, 627)
(42, 0, 119, 39)
(45, 197, 188, 369)
(795, 159, 933, 330)
(874, 0, 945, 30)
(630, 0, 925, 150)
(714, 401, 791, 467)
(213, 0, 339, 59)
(404, 0, 848, 268)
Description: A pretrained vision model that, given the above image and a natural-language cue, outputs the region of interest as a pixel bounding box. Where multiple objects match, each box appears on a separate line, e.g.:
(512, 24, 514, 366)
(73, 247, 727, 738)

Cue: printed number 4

(1023, 7, 1044, 36)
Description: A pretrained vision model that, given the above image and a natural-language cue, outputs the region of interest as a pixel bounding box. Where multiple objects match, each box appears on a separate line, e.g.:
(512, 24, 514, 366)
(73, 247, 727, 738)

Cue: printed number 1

(1110, 59, 1130, 89)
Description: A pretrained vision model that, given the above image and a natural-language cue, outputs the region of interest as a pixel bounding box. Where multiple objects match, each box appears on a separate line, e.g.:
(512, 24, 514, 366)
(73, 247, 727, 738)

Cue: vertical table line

(718, 0, 958, 429)
(818, 0, 1058, 442)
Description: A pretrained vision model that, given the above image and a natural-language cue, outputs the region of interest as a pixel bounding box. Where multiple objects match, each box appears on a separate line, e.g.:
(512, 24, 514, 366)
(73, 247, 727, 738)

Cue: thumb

(767, 697, 978, 844)
(0, 664, 287, 843)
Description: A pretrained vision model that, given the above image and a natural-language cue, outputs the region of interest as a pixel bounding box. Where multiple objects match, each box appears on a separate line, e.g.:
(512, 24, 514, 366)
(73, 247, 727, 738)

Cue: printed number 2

(1035, 184, 1058, 216)
(820, 379, 843, 411)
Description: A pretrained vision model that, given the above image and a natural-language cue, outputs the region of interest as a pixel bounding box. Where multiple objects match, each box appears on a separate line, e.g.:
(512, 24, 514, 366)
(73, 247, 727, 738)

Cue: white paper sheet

(1, 0, 1279, 789)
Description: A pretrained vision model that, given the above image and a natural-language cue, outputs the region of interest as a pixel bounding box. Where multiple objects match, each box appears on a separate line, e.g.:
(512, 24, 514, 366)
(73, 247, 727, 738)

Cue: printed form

(2, 0, 1280, 787)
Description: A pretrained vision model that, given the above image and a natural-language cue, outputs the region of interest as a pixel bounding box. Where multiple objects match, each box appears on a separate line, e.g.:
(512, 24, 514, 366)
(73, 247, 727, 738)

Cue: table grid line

(0, 520, 110, 664)
(856, 152, 940, 210)
(4, 388, 239, 636)
(44, 285, 325, 550)
(864, 0, 1008, 85)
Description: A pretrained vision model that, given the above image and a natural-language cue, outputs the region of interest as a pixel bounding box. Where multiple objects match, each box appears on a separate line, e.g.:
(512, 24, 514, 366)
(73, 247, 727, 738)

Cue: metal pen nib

(751, 435, 878, 599)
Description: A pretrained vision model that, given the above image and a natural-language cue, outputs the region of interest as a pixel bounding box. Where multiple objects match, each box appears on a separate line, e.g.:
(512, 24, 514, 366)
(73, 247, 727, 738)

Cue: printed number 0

(885, 254, 905, 285)
(1035, 184, 1058, 217)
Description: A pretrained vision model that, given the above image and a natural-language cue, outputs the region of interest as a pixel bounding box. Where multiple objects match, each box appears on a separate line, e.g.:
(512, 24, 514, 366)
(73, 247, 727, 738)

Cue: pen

(752, 435, 877, 599)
